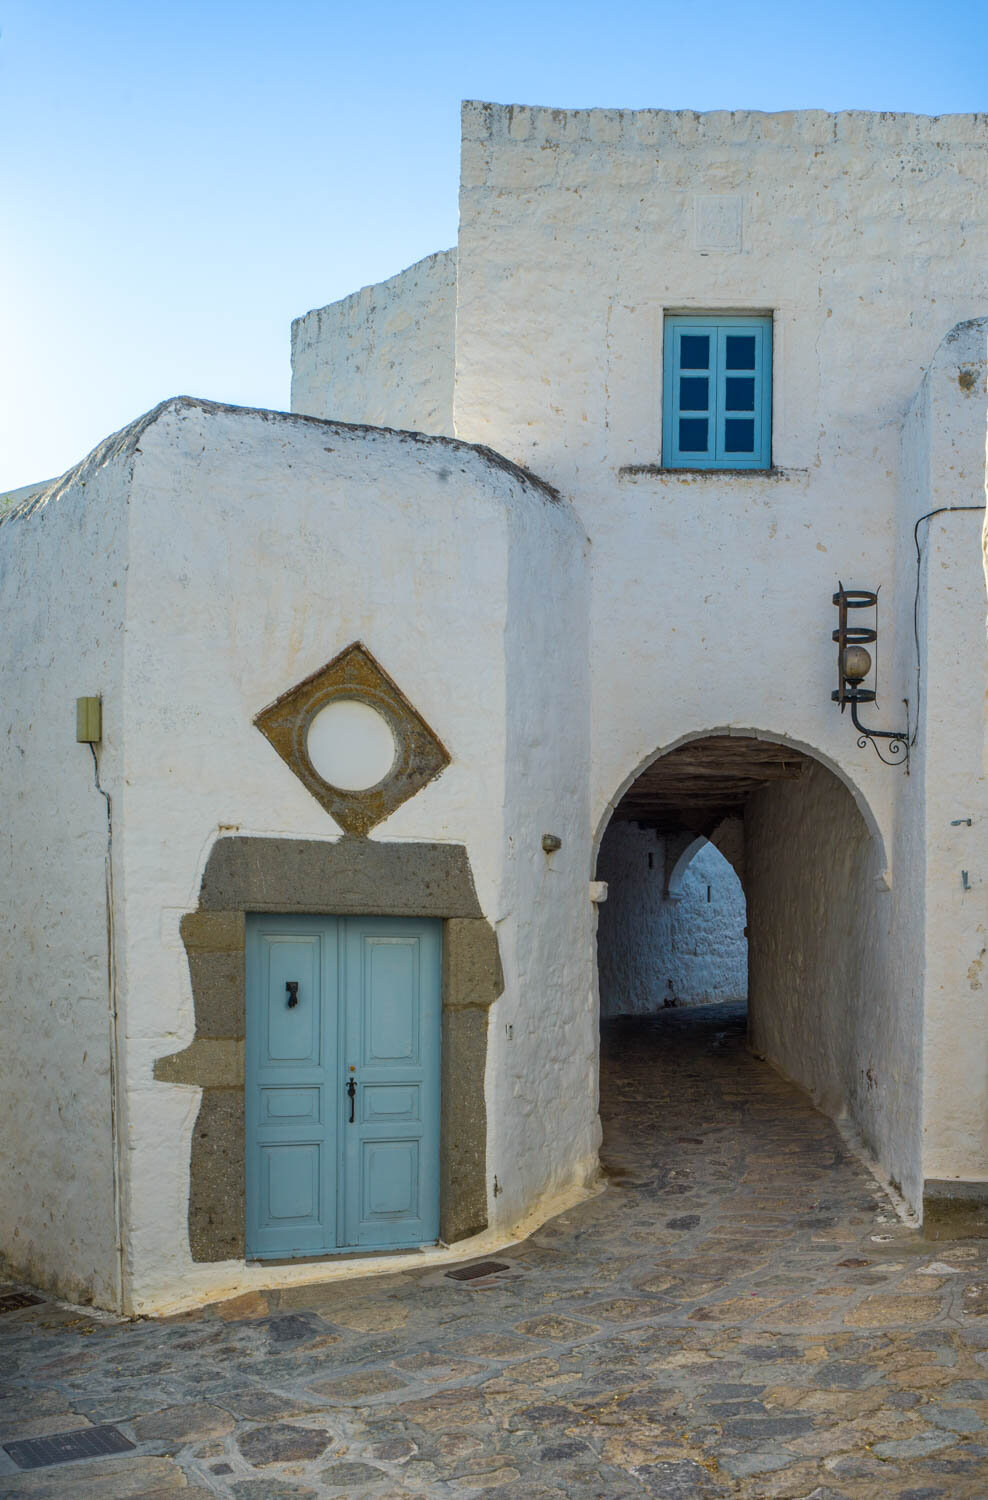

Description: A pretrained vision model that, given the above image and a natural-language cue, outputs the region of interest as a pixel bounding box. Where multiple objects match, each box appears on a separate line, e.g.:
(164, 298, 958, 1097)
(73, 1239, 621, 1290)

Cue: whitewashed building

(1, 104, 986, 1315)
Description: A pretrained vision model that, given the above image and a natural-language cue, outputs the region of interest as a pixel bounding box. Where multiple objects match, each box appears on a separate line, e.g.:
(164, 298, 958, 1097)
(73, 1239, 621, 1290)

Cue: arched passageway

(595, 734, 915, 1206)
(597, 829, 747, 1017)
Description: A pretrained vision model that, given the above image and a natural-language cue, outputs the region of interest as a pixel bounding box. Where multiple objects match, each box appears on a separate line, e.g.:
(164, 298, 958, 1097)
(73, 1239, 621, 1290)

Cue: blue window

(662, 315, 772, 469)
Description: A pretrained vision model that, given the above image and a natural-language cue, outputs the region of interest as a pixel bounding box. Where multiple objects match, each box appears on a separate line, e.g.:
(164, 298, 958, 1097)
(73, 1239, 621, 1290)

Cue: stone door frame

(155, 837, 501, 1262)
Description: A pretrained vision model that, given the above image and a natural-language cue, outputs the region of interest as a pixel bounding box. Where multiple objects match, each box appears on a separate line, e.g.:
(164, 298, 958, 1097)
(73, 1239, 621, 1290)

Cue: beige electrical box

(76, 696, 102, 744)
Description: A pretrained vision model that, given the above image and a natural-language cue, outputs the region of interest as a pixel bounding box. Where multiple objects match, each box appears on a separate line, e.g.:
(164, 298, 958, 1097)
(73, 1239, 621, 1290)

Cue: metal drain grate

(3, 1425, 135, 1470)
(445, 1260, 511, 1281)
(0, 1292, 43, 1315)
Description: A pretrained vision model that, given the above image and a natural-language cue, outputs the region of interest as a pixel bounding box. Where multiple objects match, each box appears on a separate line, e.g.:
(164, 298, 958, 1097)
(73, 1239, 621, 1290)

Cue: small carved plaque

(694, 194, 743, 252)
(254, 641, 450, 837)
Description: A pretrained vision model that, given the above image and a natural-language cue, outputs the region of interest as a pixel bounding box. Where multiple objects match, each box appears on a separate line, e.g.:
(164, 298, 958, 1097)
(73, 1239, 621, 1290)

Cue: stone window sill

(618, 464, 805, 481)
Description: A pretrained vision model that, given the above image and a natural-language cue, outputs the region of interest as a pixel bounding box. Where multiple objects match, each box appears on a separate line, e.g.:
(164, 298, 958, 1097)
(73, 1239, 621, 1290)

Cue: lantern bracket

(831, 582, 908, 768)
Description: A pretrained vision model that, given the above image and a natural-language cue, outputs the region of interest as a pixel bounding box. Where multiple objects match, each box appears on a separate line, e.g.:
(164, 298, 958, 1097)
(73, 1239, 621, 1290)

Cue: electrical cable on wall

(89, 739, 125, 1313)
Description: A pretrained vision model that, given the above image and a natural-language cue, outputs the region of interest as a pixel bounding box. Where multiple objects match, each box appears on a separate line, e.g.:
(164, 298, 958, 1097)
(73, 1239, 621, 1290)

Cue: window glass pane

(679, 335, 709, 370)
(679, 418, 708, 452)
(679, 376, 708, 410)
(724, 418, 755, 452)
(725, 335, 756, 370)
(725, 376, 755, 411)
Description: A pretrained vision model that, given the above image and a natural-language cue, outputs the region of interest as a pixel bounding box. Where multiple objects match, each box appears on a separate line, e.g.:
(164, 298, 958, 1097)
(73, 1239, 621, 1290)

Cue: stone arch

(592, 726, 888, 887)
(591, 725, 921, 1211)
(665, 834, 708, 901)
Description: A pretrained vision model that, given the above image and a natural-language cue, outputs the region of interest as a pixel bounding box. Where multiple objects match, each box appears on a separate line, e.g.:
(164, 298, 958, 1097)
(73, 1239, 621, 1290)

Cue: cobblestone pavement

(2, 1001, 986, 1498)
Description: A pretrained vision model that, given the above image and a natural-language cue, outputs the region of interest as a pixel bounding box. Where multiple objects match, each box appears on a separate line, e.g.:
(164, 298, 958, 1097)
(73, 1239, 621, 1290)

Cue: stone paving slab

(1, 1003, 986, 1497)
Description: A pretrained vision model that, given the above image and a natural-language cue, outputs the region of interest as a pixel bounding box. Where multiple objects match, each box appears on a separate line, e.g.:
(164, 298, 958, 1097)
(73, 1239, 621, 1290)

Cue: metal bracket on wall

(848, 696, 910, 769)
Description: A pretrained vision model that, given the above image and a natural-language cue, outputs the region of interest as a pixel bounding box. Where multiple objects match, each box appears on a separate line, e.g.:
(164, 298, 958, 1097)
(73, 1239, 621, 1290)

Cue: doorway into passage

(595, 736, 789, 1032)
(597, 827, 747, 1020)
(593, 734, 898, 1188)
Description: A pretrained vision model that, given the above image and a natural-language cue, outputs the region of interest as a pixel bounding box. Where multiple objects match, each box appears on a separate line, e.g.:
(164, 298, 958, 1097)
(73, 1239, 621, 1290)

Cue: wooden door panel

(362, 1139, 418, 1219)
(245, 918, 338, 1259)
(364, 939, 419, 1063)
(361, 1083, 421, 1124)
(259, 1142, 322, 1228)
(262, 935, 321, 1065)
(259, 1087, 321, 1125)
(343, 919, 441, 1249)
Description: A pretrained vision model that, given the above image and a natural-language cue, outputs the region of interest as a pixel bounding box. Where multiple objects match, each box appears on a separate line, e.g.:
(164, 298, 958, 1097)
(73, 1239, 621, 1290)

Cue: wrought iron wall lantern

(831, 584, 908, 767)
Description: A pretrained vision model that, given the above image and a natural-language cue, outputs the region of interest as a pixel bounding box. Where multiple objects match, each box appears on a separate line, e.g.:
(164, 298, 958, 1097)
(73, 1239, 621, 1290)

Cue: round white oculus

(306, 699, 396, 791)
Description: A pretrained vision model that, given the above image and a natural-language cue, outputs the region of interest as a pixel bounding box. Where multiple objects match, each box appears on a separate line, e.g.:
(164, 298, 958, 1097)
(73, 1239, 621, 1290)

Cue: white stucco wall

(898, 320, 988, 1193)
(100, 398, 588, 1311)
(447, 103, 988, 1212)
(596, 824, 746, 1017)
(291, 249, 456, 434)
(0, 430, 138, 1307)
(452, 106, 988, 859)
(486, 462, 595, 1232)
(744, 760, 915, 1198)
(0, 477, 60, 512)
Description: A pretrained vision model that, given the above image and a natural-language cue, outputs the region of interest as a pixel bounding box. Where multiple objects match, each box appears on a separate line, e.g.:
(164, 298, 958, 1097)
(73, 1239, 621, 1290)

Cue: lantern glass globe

(842, 645, 872, 682)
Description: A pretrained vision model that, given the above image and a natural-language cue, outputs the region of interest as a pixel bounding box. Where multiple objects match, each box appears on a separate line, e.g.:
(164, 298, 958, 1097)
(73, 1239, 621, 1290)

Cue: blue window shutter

(663, 323, 715, 466)
(663, 315, 772, 469)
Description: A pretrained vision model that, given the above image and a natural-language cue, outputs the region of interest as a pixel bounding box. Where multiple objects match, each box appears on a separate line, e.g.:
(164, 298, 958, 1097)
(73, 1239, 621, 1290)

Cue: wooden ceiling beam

(611, 736, 808, 833)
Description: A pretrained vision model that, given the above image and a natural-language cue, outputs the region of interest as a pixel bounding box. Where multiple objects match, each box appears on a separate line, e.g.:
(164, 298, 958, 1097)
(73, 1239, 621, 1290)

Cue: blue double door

(245, 914, 441, 1260)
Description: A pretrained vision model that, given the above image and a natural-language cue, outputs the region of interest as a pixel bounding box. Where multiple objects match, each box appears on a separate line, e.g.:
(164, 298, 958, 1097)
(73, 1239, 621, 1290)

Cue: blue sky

(2, 1, 985, 488)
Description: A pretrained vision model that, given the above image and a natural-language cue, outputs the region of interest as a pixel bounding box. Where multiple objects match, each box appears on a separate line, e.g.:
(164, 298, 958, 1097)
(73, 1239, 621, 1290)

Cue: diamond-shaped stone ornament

(254, 642, 450, 837)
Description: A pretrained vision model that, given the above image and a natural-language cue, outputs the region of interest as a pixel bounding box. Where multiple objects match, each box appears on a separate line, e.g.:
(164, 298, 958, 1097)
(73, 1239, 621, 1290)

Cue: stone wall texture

(0, 430, 136, 1307)
(291, 249, 456, 434)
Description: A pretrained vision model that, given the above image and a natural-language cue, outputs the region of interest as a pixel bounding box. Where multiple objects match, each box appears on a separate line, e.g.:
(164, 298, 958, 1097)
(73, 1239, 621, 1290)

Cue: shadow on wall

(596, 824, 747, 1018)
